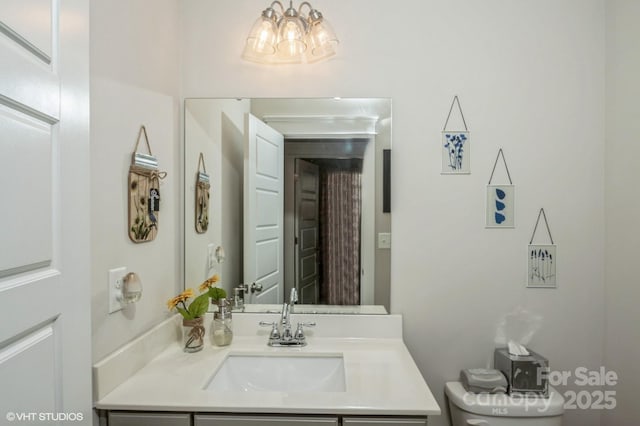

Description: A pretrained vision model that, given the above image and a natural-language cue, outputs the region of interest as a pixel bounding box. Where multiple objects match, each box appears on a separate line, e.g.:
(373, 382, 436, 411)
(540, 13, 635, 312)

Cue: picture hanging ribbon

(195, 153, 210, 234)
(488, 148, 512, 186)
(443, 95, 468, 132)
(128, 125, 167, 243)
(486, 148, 515, 228)
(527, 208, 556, 288)
(529, 208, 554, 245)
(441, 95, 471, 174)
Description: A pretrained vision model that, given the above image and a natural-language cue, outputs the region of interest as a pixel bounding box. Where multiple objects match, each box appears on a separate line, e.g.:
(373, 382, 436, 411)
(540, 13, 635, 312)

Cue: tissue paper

(494, 306, 542, 355)
(508, 340, 530, 356)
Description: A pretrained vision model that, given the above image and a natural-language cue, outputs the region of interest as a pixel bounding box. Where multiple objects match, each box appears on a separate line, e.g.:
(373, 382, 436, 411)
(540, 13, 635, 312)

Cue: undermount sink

(204, 353, 346, 393)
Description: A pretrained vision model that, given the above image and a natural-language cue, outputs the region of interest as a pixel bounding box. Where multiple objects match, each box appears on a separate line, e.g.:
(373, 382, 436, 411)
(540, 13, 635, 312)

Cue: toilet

(446, 381, 565, 425)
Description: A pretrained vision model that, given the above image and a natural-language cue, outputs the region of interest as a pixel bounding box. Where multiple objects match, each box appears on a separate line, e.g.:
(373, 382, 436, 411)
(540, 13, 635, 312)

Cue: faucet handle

(259, 321, 280, 340)
(294, 322, 316, 341)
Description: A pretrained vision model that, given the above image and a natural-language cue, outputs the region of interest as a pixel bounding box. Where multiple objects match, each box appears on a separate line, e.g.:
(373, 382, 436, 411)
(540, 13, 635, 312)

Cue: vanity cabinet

(194, 414, 338, 426)
(342, 418, 427, 426)
(108, 411, 191, 426)
(103, 411, 429, 425)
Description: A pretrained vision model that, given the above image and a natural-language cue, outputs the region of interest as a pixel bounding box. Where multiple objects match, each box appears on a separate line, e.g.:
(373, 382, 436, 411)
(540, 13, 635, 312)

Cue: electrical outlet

(378, 232, 391, 249)
(108, 266, 127, 314)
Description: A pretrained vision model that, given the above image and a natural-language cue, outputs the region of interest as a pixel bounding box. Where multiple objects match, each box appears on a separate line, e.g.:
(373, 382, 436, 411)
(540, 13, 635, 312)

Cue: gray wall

(603, 0, 640, 424)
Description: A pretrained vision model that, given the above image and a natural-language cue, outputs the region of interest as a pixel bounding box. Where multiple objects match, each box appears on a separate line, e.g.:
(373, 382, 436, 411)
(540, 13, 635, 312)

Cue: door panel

(0, 104, 53, 277)
(0, 0, 53, 61)
(255, 135, 280, 178)
(109, 411, 192, 426)
(256, 190, 279, 225)
(342, 419, 427, 426)
(0, 34, 59, 119)
(300, 228, 316, 250)
(0, 322, 58, 417)
(255, 240, 279, 287)
(300, 199, 317, 220)
(195, 414, 338, 426)
(253, 283, 279, 304)
(301, 254, 317, 280)
(244, 114, 284, 304)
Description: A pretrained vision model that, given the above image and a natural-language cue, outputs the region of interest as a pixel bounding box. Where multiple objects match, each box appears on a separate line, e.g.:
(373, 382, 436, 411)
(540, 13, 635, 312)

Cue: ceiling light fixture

(243, 1, 339, 64)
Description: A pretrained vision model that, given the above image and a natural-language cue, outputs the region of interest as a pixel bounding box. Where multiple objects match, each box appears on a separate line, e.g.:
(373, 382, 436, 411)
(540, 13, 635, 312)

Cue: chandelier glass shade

(243, 1, 338, 64)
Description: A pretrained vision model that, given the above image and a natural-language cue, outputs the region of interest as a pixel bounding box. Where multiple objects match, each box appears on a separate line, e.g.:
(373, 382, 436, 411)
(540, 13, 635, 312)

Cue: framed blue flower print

(442, 131, 470, 174)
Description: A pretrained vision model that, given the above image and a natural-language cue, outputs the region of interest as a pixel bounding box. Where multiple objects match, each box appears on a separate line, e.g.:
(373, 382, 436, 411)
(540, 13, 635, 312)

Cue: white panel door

(244, 114, 284, 304)
(0, 0, 91, 423)
(295, 159, 320, 304)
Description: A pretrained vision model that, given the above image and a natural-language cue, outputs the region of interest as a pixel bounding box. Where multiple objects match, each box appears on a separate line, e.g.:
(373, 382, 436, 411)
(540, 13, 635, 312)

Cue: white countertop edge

(96, 404, 440, 417)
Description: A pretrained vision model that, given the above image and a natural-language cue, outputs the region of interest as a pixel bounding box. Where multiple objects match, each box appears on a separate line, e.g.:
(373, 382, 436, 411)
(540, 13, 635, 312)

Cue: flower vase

(182, 317, 205, 352)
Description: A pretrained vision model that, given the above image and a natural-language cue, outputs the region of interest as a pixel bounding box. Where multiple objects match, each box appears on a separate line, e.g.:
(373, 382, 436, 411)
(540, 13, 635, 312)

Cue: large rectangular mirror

(184, 98, 391, 314)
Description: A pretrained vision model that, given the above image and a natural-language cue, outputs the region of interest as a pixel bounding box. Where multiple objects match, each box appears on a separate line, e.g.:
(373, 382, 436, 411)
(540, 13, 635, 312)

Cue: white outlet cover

(378, 233, 391, 249)
(108, 266, 127, 314)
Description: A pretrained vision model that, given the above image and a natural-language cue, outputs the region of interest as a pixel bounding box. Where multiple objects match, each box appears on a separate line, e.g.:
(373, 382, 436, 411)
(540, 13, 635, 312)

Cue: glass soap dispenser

(211, 298, 233, 346)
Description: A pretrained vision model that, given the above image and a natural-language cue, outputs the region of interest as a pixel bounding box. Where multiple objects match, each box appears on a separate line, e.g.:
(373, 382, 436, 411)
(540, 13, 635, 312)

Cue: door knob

(250, 282, 263, 293)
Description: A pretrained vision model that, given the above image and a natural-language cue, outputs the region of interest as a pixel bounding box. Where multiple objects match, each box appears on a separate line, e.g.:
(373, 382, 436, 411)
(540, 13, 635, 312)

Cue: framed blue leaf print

(486, 184, 515, 228)
(486, 149, 514, 228)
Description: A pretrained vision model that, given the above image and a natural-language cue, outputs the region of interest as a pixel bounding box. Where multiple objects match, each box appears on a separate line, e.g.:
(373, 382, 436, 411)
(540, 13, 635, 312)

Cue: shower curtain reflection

(319, 162, 362, 305)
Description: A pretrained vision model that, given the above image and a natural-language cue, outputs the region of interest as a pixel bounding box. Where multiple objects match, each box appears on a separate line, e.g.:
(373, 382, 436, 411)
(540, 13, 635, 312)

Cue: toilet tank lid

(445, 382, 565, 417)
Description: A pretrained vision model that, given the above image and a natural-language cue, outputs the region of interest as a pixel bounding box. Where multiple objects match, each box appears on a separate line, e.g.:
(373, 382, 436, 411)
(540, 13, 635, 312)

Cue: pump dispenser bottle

(212, 298, 233, 346)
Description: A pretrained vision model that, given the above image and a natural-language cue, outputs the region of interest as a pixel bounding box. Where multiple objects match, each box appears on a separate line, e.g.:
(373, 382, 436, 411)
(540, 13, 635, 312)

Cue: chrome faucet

(281, 288, 297, 326)
(260, 287, 314, 346)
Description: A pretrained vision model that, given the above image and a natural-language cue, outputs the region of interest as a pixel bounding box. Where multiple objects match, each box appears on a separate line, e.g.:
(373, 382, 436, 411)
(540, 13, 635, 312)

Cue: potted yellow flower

(167, 288, 209, 352)
(198, 274, 227, 303)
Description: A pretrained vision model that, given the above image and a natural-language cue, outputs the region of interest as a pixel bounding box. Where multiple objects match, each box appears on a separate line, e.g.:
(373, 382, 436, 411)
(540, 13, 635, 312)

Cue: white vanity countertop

(93, 314, 440, 416)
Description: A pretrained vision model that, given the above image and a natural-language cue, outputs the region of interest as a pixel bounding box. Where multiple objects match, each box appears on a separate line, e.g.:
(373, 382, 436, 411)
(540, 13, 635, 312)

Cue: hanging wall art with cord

(128, 126, 167, 243)
(195, 153, 210, 234)
(441, 95, 470, 174)
(486, 148, 515, 228)
(527, 208, 557, 288)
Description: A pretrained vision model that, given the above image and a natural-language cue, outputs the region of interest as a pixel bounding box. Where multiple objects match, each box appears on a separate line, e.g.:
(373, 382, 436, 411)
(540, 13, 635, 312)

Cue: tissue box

(494, 348, 548, 396)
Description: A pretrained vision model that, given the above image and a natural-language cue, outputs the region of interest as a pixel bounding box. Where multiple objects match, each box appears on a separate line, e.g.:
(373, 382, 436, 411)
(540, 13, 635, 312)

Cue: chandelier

(243, 1, 339, 64)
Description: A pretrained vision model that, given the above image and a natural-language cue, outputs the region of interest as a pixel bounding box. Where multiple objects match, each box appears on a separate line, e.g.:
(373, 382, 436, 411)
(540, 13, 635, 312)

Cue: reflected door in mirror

(295, 159, 320, 304)
(243, 114, 284, 304)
